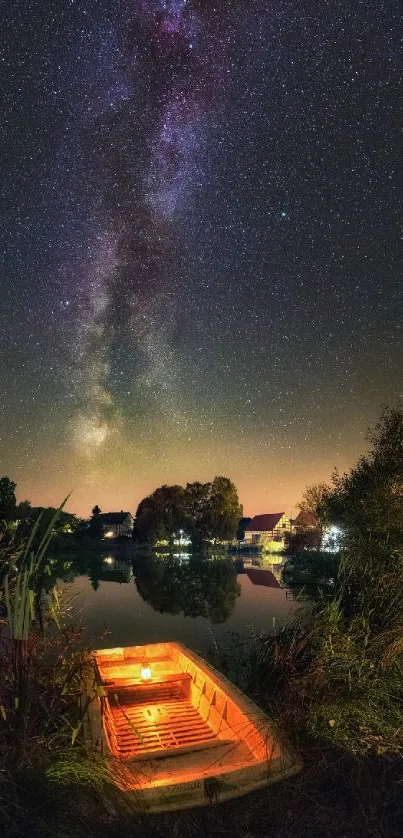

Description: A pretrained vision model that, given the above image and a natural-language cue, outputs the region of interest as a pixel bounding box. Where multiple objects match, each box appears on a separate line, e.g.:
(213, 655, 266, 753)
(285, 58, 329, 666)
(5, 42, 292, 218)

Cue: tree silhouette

(0, 476, 17, 520)
(133, 477, 242, 548)
(319, 406, 403, 627)
(89, 505, 103, 539)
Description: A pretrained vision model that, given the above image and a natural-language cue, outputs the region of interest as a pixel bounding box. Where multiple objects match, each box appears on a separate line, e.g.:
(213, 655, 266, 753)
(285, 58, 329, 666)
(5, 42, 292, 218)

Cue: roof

(295, 510, 318, 527)
(245, 513, 285, 532)
(99, 512, 132, 524)
(245, 569, 280, 588)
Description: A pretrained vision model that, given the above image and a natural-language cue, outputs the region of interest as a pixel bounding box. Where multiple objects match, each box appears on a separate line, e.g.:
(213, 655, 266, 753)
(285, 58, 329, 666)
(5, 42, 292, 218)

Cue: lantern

(140, 661, 152, 680)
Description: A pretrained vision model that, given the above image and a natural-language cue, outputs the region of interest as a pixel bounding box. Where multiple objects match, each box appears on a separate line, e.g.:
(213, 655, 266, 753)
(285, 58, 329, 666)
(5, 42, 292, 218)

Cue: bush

(282, 551, 339, 597)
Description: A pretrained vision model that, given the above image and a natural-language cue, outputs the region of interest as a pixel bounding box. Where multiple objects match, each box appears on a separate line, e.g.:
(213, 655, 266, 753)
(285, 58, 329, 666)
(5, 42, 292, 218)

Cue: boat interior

(94, 642, 278, 767)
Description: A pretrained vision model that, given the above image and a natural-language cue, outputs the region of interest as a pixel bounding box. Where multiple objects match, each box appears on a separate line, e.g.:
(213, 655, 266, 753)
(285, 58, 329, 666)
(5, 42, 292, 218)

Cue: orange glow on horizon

(11, 424, 365, 521)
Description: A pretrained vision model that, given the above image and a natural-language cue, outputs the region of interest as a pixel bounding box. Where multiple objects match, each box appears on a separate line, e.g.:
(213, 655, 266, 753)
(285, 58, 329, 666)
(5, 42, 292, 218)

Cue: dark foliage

(319, 406, 403, 626)
(133, 477, 242, 548)
(285, 527, 323, 552)
(282, 550, 339, 598)
(0, 476, 17, 521)
(236, 517, 252, 541)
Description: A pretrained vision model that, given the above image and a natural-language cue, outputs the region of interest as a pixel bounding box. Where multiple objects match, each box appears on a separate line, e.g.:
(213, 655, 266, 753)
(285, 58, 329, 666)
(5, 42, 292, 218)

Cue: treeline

(0, 474, 243, 550)
(0, 478, 84, 538)
(133, 476, 242, 548)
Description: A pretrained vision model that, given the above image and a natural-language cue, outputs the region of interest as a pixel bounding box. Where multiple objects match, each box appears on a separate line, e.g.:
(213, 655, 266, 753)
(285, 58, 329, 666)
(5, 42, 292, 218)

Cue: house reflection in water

(89, 557, 133, 589)
(245, 568, 280, 589)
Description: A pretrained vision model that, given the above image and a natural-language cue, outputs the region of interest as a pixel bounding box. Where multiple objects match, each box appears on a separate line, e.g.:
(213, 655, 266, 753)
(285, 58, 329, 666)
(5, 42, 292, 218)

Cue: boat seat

(104, 674, 191, 707)
(131, 735, 235, 762)
(102, 672, 191, 689)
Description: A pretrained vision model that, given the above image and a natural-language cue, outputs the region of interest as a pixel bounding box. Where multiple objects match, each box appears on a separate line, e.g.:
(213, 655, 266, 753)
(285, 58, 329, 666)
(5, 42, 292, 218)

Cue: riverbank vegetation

(1, 407, 402, 837)
(275, 407, 403, 757)
(0, 501, 101, 833)
(282, 549, 339, 596)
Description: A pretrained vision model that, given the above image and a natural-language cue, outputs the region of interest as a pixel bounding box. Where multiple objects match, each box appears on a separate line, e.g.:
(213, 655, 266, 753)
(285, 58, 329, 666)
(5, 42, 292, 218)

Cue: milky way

(69, 0, 214, 455)
(1, 1, 402, 515)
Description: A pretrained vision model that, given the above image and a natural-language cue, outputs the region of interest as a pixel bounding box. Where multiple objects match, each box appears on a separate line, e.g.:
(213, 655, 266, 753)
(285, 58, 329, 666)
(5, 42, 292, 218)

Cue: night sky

(1, 0, 402, 518)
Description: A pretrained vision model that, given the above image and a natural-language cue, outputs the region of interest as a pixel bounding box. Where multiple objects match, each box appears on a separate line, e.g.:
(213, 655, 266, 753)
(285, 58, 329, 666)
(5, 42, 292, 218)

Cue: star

(0, 0, 400, 517)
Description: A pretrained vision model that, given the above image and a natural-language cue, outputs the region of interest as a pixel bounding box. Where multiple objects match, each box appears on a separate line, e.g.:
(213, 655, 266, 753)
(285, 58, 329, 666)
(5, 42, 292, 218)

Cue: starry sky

(1, 0, 402, 518)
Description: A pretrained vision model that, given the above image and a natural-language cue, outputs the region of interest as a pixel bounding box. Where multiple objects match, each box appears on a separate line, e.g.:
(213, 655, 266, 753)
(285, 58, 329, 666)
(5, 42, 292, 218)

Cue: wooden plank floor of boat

(109, 696, 228, 760)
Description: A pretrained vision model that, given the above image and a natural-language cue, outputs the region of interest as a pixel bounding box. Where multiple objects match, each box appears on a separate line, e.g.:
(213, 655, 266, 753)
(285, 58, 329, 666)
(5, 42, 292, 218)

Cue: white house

(99, 512, 133, 539)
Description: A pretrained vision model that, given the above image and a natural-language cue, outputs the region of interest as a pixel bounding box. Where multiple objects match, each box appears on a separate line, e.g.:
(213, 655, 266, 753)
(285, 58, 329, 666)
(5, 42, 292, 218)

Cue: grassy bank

(2, 617, 403, 838)
(2, 577, 403, 838)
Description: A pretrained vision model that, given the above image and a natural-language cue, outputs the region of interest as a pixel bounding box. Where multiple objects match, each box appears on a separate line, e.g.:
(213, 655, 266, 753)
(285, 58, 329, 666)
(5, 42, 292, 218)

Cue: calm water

(57, 550, 297, 654)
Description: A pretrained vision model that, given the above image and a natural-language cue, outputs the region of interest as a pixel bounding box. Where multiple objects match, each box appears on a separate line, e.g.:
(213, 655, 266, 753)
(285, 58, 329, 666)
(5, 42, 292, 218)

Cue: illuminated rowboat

(85, 642, 301, 812)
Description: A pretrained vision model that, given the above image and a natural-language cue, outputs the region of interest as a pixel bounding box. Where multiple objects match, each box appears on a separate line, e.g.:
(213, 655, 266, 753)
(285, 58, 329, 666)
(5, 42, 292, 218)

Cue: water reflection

(49, 551, 133, 590)
(52, 549, 296, 650)
(89, 557, 133, 589)
(281, 552, 338, 600)
(134, 554, 240, 623)
(233, 556, 284, 585)
(244, 568, 280, 588)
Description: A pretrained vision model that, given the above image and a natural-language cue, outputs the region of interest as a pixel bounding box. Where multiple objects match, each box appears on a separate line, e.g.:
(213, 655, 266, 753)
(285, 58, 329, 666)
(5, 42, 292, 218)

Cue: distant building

(294, 510, 318, 529)
(99, 512, 133, 539)
(243, 513, 292, 546)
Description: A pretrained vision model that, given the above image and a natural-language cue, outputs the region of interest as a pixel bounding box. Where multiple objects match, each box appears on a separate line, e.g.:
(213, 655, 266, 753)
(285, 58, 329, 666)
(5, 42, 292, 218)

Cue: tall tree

(208, 476, 243, 542)
(152, 485, 185, 542)
(89, 505, 103, 539)
(319, 406, 403, 626)
(133, 477, 242, 549)
(133, 496, 165, 545)
(297, 482, 328, 523)
(0, 477, 17, 520)
(183, 481, 212, 549)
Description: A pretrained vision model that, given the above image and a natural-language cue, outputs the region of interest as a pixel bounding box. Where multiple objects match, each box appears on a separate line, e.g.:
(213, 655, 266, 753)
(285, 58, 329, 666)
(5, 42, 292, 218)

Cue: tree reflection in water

(47, 552, 133, 590)
(134, 555, 241, 623)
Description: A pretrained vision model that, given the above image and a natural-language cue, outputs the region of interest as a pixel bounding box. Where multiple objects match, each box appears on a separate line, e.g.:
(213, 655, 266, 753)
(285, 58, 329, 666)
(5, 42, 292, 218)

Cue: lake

(55, 550, 297, 655)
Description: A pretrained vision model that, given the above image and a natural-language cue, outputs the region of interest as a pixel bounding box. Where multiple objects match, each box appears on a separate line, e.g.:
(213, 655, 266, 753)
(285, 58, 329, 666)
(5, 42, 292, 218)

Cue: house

(294, 510, 318, 529)
(100, 512, 133, 539)
(243, 513, 292, 546)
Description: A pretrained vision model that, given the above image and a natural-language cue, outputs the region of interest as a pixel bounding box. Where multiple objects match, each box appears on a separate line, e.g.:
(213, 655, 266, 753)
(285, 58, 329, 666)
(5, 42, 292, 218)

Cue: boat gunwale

(85, 641, 302, 812)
